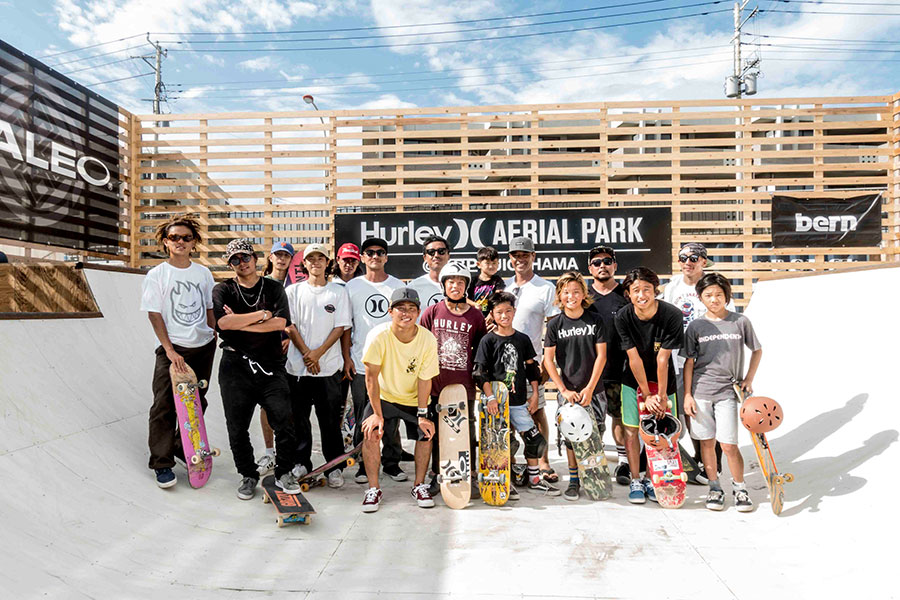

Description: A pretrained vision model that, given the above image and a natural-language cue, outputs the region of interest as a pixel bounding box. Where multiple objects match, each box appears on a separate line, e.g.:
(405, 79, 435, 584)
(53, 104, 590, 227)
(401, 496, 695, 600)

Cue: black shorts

(362, 399, 430, 442)
(604, 382, 622, 420)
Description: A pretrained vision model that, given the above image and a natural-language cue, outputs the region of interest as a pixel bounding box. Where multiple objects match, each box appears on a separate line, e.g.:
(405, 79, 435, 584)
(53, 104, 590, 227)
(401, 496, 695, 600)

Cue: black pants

(429, 393, 477, 476)
(219, 350, 299, 480)
(351, 373, 403, 469)
(148, 339, 216, 470)
(291, 370, 345, 474)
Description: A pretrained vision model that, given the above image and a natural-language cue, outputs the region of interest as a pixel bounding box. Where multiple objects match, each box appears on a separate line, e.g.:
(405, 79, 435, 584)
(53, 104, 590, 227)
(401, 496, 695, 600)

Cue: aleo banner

(771, 194, 882, 248)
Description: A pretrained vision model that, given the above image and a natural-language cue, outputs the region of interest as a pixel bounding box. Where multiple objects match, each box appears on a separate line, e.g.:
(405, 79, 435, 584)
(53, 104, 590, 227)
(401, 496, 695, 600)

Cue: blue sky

(2, 0, 899, 115)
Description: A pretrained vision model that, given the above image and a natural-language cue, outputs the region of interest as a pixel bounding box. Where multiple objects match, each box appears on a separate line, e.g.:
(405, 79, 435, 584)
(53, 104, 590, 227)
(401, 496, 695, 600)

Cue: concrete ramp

(0, 265, 895, 598)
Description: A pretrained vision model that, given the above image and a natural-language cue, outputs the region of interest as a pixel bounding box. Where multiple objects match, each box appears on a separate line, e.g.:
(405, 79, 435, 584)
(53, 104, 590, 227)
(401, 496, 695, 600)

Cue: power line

(762, 8, 900, 16)
(759, 34, 900, 44)
(39, 32, 146, 59)
(755, 43, 900, 53)
(62, 56, 142, 75)
(46, 44, 146, 68)
(87, 72, 154, 87)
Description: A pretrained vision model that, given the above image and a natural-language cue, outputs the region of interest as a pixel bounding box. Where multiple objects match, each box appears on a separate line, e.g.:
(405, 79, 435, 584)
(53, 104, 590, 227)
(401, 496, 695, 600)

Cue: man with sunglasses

(346, 237, 406, 484)
(212, 238, 302, 500)
(585, 246, 631, 485)
(141, 214, 217, 490)
(408, 235, 451, 312)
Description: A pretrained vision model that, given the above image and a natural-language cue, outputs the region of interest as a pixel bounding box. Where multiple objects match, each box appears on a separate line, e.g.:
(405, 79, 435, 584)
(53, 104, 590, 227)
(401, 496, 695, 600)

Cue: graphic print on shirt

(438, 330, 468, 371)
(425, 291, 443, 307)
(365, 293, 389, 318)
(676, 294, 697, 328)
(406, 357, 418, 374)
(501, 342, 518, 393)
(170, 281, 205, 326)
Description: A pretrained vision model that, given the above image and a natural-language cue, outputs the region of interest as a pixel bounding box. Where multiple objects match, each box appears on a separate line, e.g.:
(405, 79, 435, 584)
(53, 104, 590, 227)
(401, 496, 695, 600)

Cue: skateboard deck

(170, 364, 219, 488)
(566, 403, 612, 500)
(284, 251, 308, 286)
(734, 384, 794, 515)
(339, 385, 356, 453)
(637, 383, 687, 509)
(297, 442, 363, 492)
(478, 381, 511, 506)
(261, 475, 316, 526)
(437, 384, 472, 509)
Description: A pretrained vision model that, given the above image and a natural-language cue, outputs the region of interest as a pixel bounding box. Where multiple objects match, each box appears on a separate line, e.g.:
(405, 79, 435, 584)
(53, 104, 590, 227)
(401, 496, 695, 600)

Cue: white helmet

(439, 262, 471, 288)
(556, 403, 593, 444)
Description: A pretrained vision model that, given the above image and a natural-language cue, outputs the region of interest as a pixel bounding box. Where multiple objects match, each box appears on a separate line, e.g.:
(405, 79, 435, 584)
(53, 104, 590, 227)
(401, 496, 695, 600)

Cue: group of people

(141, 212, 762, 514)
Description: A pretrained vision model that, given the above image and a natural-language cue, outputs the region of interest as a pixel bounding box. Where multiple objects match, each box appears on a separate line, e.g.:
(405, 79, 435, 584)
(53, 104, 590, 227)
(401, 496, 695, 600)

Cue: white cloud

(238, 56, 277, 71)
(203, 54, 226, 67)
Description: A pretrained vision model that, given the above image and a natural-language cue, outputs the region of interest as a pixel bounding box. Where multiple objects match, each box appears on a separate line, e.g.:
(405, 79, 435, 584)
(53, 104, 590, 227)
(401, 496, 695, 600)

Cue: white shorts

(537, 384, 546, 410)
(689, 396, 739, 445)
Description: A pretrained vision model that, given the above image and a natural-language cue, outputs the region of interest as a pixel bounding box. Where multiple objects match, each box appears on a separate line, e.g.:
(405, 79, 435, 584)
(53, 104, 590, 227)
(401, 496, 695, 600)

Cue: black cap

(389, 287, 420, 309)
(360, 237, 388, 254)
(589, 246, 616, 261)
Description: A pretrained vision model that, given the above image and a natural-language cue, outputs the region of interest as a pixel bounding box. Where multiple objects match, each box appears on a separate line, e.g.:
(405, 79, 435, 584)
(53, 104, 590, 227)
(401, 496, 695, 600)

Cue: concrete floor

(1, 266, 896, 599)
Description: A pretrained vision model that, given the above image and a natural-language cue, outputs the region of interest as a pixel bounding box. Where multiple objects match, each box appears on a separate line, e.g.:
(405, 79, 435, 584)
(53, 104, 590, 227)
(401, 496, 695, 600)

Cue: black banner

(771, 194, 882, 248)
(0, 39, 121, 255)
(334, 207, 672, 280)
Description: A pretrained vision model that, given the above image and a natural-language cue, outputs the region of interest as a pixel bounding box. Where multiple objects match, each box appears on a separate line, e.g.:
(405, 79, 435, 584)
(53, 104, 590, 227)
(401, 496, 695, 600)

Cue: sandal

(541, 468, 559, 483)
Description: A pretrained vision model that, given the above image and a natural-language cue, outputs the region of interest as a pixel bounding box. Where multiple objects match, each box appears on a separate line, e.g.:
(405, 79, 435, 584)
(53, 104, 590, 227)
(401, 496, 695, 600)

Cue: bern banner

(0, 39, 121, 254)
(334, 207, 672, 280)
(771, 194, 882, 249)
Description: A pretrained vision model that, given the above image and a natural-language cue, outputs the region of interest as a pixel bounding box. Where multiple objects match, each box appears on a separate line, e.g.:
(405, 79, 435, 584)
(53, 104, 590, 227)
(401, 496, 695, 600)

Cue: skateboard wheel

(652, 474, 660, 485)
(277, 517, 286, 527)
(176, 383, 187, 393)
(198, 380, 208, 389)
(477, 473, 483, 484)
(436, 475, 443, 484)
(783, 473, 794, 483)
(347, 458, 356, 468)
(190, 455, 201, 465)
(263, 495, 271, 504)
(500, 473, 507, 485)
(300, 483, 310, 493)
(212, 448, 221, 457)
(774, 475, 785, 485)
(680, 472, 688, 483)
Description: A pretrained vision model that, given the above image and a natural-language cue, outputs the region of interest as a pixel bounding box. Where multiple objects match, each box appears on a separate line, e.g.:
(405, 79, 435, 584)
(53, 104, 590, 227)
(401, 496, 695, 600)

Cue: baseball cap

(302, 243, 330, 260)
(509, 236, 535, 253)
(389, 287, 420, 309)
(270, 241, 295, 256)
(337, 242, 360, 260)
(589, 246, 616, 261)
(224, 238, 256, 263)
(678, 242, 713, 266)
(360, 237, 388, 254)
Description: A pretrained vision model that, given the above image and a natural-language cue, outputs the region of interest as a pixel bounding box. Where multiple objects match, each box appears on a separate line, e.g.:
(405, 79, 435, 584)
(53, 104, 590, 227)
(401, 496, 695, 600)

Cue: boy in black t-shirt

(614, 267, 684, 506)
(212, 238, 303, 501)
(467, 246, 505, 318)
(473, 292, 560, 498)
(543, 272, 607, 501)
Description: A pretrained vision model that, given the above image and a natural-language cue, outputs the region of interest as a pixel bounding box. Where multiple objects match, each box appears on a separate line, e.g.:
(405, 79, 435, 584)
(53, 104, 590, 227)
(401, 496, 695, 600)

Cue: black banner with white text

(771, 194, 882, 248)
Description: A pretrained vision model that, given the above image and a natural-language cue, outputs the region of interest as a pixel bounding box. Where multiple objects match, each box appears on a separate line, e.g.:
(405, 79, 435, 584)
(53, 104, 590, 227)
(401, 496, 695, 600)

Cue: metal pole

(734, 1, 742, 99)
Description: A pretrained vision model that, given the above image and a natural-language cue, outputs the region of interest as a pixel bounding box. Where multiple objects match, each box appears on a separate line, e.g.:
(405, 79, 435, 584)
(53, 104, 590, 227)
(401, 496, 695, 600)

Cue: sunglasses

(364, 249, 386, 257)
(425, 247, 448, 257)
(228, 254, 254, 266)
(591, 257, 615, 267)
(166, 234, 194, 243)
(678, 254, 703, 263)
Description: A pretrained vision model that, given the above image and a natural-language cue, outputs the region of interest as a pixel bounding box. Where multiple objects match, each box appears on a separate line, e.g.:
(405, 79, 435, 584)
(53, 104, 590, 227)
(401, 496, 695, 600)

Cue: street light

(303, 94, 330, 206)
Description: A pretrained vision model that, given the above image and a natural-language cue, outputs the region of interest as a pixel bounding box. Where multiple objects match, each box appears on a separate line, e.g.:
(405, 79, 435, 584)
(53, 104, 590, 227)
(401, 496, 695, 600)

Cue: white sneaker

(327, 470, 345, 489)
(292, 464, 309, 479)
(256, 453, 275, 474)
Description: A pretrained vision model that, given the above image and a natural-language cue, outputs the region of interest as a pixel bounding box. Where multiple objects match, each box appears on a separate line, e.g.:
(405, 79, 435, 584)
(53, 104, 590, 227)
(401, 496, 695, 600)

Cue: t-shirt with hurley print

(545, 309, 606, 392)
(419, 301, 486, 397)
(684, 311, 761, 401)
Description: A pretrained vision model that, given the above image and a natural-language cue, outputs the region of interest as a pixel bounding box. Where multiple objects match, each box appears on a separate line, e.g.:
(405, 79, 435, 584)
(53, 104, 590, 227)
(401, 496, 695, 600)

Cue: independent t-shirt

(684, 312, 761, 401)
(140, 261, 216, 348)
(545, 310, 606, 392)
(614, 301, 684, 395)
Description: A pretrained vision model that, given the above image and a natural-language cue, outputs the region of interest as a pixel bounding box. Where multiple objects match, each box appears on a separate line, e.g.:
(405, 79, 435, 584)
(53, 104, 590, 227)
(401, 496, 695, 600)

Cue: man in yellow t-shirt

(359, 287, 439, 513)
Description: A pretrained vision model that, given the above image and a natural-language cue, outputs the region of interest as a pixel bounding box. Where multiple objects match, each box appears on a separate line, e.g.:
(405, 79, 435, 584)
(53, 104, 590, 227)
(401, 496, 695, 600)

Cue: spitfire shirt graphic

(169, 281, 205, 326)
(140, 261, 216, 349)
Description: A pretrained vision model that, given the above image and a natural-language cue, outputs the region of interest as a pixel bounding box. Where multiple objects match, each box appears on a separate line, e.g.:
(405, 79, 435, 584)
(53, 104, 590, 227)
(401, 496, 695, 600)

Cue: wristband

(486, 395, 496, 402)
(417, 408, 428, 417)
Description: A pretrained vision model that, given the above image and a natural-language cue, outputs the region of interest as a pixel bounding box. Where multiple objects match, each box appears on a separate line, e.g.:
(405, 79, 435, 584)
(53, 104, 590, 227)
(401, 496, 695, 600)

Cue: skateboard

(436, 384, 472, 509)
(339, 386, 356, 453)
(478, 381, 511, 506)
(637, 383, 687, 508)
(734, 384, 794, 515)
(170, 364, 219, 488)
(261, 475, 316, 526)
(284, 251, 308, 286)
(297, 442, 363, 492)
(564, 403, 612, 500)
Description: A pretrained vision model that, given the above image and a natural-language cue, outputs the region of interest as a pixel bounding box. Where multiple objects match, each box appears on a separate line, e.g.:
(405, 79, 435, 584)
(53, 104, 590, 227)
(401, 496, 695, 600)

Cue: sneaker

(362, 487, 382, 513)
(706, 488, 725, 511)
(256, 453, 275, 474)
(276, 472, 301, 495)
(327, 470, 344, 489)
(155, 468, 176, 489)
(527, 477, 562, 496)
(428, 476, 441, 497)
(411, 483, 435, 508)
(628, 479, 646, 504)
(291, 464, 309, 479)
(354, 466, 368, 484)
(400, 450, 415, 462)
(512, 465, 527, 487)
(236, 477, 258, 500)
(642, 479, 657, 503)
(615, 463, 631, 486)
(694, 466, 709, 486)
(733, 488, 753, 512)
(564, 479, 580, 501)
(384, 464, 408, 482)
(508, 485, 520, 501)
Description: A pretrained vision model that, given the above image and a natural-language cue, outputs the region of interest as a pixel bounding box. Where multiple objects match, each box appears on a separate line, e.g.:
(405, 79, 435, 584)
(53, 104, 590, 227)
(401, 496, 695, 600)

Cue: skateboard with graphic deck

(637, 383, 687, 508)
(733, 384, 794, 516)
(261, 475, 316, 526)
(284, 251, 308, 286)
(437, 384, 471, 509)
(478, 381, 511, 506)
(340, 386, 356, 453)
(297, 442, 363, 492)
(170, 364, 220, 488)
(564, 401, 612, 500)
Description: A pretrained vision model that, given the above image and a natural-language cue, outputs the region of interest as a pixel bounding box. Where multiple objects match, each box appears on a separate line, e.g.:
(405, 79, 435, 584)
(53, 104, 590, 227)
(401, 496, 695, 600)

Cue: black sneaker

(733, 487, 754, 512)
(527, 477, 562, 496)
(706, 488, 725, 511)
(428, 476, 441, 497)
(400, 450, 415, 462)
(615, 463, 631, 486)
(155, 468, 176, 489)
(564, 479, 580, 501)
(384, 464, 408, 482)
(508, 485, 520, 501)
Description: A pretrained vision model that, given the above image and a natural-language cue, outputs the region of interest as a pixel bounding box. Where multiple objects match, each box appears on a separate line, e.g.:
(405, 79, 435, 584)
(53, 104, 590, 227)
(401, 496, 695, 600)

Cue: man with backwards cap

(284, 243, 352, 488)
(359, 287, 440, 512)
(345, 237, 406, 484)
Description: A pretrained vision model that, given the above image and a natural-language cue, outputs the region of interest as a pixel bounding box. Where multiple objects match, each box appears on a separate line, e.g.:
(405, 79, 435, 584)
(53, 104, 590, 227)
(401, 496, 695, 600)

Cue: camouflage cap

(224, 238, 257, 263)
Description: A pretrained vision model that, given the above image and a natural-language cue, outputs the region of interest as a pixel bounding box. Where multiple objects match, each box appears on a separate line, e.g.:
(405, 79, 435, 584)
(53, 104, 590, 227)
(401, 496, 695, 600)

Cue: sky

(2, 0, 899, 115)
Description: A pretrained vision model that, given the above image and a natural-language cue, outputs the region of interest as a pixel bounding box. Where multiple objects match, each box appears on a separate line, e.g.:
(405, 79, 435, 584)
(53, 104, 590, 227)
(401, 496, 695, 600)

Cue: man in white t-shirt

(285, 243, 352, 488)
(140, 214, 217, 490)
(504, 236, 560, 482)
(406, 235, 450, 313)
(345, 237, 405, 484)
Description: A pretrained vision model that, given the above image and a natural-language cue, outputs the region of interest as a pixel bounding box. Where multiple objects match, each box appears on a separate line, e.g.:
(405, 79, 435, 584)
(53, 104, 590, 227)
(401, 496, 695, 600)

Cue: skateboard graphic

(437, 384, 471, 509)
(297, 442, 363, 492)
(734, 384, 794, 516)
(637, 383, 687, 509)
(261, 475, 316, 526)
(284, 251, 308, 287)
(170, 364, 219, 488)
(478, 381, 511, 506)
(339, 386, 356, 453)
(560, 402, 612, 500)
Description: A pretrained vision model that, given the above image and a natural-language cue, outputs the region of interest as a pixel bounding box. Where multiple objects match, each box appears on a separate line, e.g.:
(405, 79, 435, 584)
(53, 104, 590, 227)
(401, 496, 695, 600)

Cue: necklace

(235, 277, 264, 308)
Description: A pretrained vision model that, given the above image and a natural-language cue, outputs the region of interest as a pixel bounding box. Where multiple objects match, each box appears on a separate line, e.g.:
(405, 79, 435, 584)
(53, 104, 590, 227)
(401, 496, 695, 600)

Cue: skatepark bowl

(1, 263, 895, 599)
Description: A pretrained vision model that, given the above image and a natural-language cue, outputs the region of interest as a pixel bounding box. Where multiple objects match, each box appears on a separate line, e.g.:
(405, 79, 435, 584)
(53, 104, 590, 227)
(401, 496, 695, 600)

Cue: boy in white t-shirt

(285, 244, 352, 487)
(140, 214, 217, 489)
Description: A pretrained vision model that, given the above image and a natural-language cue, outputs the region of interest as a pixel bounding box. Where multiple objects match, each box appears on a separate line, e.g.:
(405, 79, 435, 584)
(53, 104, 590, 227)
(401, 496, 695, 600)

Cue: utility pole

(137, 35, 167, 114)
(725, 0, 759, 98)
